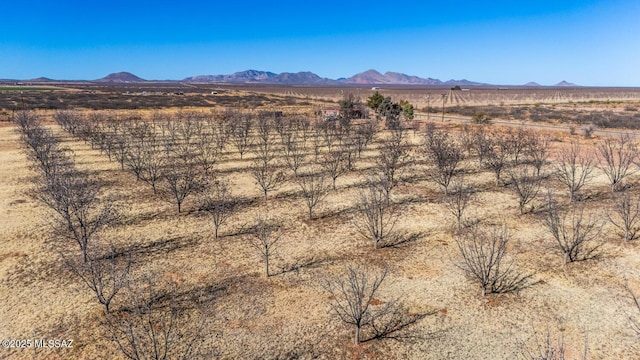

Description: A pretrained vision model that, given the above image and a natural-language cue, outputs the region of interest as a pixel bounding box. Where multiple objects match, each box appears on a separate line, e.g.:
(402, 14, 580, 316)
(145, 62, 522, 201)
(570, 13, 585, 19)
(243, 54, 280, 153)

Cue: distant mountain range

(183, 69, 494, 86)
(4, 69, 580, 87)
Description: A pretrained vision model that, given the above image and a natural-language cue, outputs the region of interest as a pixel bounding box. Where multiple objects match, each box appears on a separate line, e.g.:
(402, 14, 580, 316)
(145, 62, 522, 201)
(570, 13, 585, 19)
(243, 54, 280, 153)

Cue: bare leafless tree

(322, 148, 347, 190)
(472, 125, 493, 165)
(542, 191, 603, 264)
(517, 327, 588, 360)
(110, 123, 129, 170)
(505, 127, 533, 166)
(124, 120, 154, 181)
(193, 119, 221, 176)
(22, 125, 73, 180)
(63, 242, 132, 313)
(247, 215, 283, 277)
(597, 134, 637, 192)
(39, 170, 119, 263)
(352, 180, 399, 249)
(140, 129, 166, 194)
(608, 190, 640, 242)
(310, 124, 324, 162)
(251, 156, 286, 201)
(507, 165, 544, 214)
(443, 175, 474, 232)
(375, 128, 411, 200)
(484, 134, 512, 186)
(53, 109, 82, 135)
(353, 121, 377, 157)
(13, 109, 40, 136)
(162, 159, 206, 213)
(339, 135, 359, 171)
(254, 113, 278, 160)
(229, 113, 253, 159)
(200, 178, 236, 239)
(102, 275, 207, 360)
(455, 224, 533, 296)
(320, 120, 340, 152)
(283, 131, 305, 176)
(322, 265, 421, 345)
(525, 134, 551, 177)
(553, 141, 594, 202)
(296, 167, 329, 219)
(424, 124, 465, 195)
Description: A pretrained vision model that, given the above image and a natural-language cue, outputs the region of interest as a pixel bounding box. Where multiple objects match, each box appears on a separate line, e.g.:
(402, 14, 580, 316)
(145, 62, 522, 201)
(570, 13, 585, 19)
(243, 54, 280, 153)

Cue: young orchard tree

(53, 109, 82, 135)
(254, 113, 278, 160)
(251, 155, 286, 201)
(162, 159, 206, 213)
(352, 180, 399, 249)
(375, 128, 411, 201)
(505, 127, 533, 166)
(23, 126, 73, 180)
(124, 120, 153, 181)
(322, 266, 391, 345)
(517, 327, 588, 360)
(296, 167, 330, 220)
(200, 178, 236, 239)
(340, 135, 360, 171)
(13, 109, 40, 137)
(205, 112, 231, 154)
(311, 124, 324, 162)
(323, 265, 422, 345)
(321, 119, 340, 152)
(423, 123, 465, 195)
(597, 134, 637, 192)
(484, 134, 512, 186)
(39, 170, 119, 263)
(542, 191, 603, 264)
(63, 242, 132, 314)
(443, 175, 474, 232)
(140, 130, 166, 194)
(507, 164, 544, 214)
(283, 131, 305, 176)
(102, 274, 207, 360)
(110, 124, 129, 171)
(524, 134, 551, 177)
(553, 140, 594, 202)
(230, 113, 253, 159)
(322, 148, 347, 190)
(455, 224, 533, 296)
(353, 120, 377, 157)
(608, 190, 640, 242)
(472, 126, 494, 166)
(247, 215, 283, 277)
(193, 119, 221, 176)
(165, 112, 199, 164)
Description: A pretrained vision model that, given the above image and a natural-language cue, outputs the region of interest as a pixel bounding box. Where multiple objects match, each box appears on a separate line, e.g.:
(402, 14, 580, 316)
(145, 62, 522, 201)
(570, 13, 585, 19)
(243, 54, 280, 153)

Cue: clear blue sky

(2, 0, 639, 86)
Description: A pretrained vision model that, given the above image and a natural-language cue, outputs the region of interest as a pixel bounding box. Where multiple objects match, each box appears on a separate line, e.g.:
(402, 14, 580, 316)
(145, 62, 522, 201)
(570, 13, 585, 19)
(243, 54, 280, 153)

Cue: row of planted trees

(53, 106, 640, 296)
(14, 111, 209, 359)
(15, 106, 640, 354)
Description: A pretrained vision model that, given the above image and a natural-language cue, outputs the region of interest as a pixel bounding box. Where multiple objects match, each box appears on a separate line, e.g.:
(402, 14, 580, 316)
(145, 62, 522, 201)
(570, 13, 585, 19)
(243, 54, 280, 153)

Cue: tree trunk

(354, 326, 360, 345)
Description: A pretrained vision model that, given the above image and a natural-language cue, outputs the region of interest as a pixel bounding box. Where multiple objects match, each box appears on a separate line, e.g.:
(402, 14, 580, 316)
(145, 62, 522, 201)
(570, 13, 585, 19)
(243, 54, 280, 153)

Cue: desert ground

(3, 85, 640, 359)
